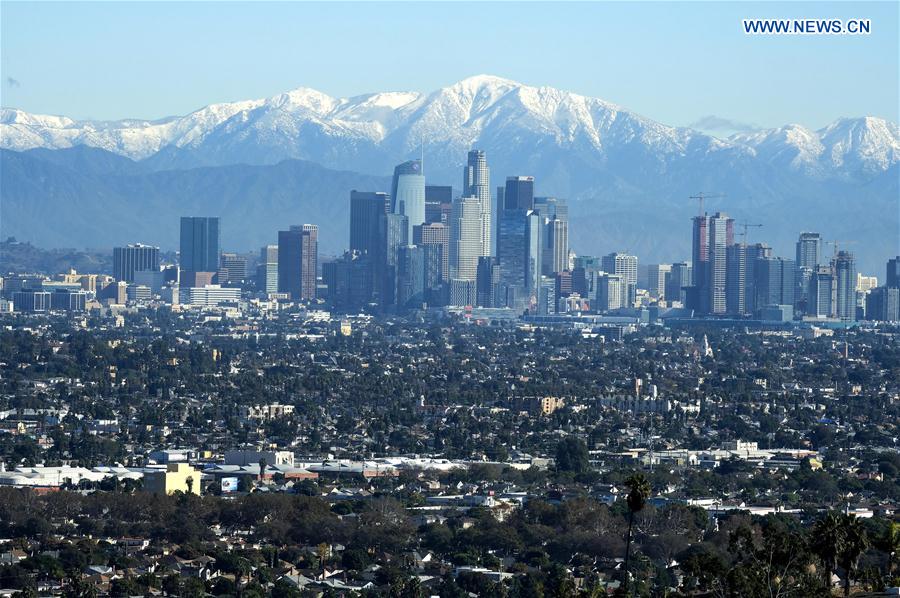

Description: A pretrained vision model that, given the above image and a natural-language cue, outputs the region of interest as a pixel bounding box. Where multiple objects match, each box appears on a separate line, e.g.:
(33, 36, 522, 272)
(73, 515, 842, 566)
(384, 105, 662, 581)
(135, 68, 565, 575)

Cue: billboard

(221, 477, 239, 493)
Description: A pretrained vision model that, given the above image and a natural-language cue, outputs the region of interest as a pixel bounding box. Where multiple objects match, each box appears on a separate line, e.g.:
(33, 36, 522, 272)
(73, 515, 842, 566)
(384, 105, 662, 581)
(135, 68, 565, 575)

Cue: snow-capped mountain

(1, 75, 897, 271)
(2, 75, 895, 182)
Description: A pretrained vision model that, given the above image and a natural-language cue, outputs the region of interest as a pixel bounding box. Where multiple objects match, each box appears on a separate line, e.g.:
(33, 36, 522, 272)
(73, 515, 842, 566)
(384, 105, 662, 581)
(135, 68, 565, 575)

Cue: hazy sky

(2, 1, 897, 132)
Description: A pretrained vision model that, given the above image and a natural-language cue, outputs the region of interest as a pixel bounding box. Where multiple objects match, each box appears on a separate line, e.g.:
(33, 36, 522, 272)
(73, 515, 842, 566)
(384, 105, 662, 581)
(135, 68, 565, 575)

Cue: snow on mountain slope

(1, 75, 897, 181)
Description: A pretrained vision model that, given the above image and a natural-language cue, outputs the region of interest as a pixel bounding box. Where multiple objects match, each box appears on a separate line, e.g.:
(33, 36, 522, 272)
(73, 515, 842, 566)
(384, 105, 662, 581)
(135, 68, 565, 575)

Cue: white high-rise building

(449, 196, 483, 281)
(391, 160, 425, 241)
(463, 149, 492, 258)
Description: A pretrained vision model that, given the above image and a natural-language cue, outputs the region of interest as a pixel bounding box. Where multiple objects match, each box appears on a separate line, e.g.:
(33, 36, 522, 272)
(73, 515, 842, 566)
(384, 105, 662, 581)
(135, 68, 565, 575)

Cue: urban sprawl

(1, 149, 899, 598)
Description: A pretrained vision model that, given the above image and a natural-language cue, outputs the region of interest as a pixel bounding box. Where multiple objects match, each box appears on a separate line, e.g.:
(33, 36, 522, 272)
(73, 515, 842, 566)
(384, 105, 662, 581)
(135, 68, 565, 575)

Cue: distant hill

(0, 238, 112, 275)
(0, 148, 390, 257)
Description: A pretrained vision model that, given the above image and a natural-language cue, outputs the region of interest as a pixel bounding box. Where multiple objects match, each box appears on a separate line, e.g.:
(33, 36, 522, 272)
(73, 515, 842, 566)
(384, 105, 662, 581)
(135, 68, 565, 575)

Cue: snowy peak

(1, 76, 897, 180)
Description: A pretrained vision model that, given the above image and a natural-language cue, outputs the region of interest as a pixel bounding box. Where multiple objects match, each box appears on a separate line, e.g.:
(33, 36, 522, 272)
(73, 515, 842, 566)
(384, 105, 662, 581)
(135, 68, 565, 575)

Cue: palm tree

(258, 458, 267, 482)
(185, 476, 194, 495)
(812, 511, 842, 593)
(838, 514, 869, 598)
(623, 473, 651, 595)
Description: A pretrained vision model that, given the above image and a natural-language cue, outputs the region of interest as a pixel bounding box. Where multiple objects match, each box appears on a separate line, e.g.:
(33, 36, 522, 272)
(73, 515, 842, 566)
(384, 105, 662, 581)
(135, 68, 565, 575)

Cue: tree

(812, 511, 843, 592)
(555, 437, 590, 474)
(258, 458, 267, 482)
(185, 476, 194, 495)
(623, 473, 651, 595)
(837, 514, 869, 597)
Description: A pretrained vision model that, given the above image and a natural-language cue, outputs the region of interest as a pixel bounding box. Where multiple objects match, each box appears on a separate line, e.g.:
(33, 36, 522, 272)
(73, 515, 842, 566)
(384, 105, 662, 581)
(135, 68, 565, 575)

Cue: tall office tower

(220, 253, 248, 285)
(463, 150, 492, 257)
(706, 212, 734, 314)
(726, 245, 748, 316)
(476, 256, 501, 308)
(540, 217, 569, 276)
(537, 276, 556, 315)
(601, 252, 638, 306)
(596, 273, 626, 311)
(497, 209, 528, 306)
(391, 160, 425, 240)
(796, 232, 822, 269)
(887, 256, 900, 288)
(533, 197, 569, 220)
(754, 257, 796, 311)
(350, 191, 389, 256)
(397, 245, 426, 308)
(449, 196, 482, 281)
(414, 223, 450, 282)
(744, 243, 772, 314)
(425, 185, 452, 204)
(573, 255, 602, 298)
(277, 224, 318, 301)
(833, 250, 856, 321)
(810, 267, 834, 317)
(795, 232, 822, 310)
(299, 225, 318, 301)
(425, 185, 453, 224)
(324, 252, 376, 311)
(647, 264, 672, 300)
(503, 176, 535, 210)
(113, 244, 160, 283)
(257, 245, 278, 294)
(691, 214, 709, 311)
(555, 270, 573, 302)
(666, 262, 692, 305)
(380, 213, 409, 306)
(180, 217, 220, 285)
(421, 244, 444, 305)
(524, 211, 544, 299)
(866, 287, 900, 322)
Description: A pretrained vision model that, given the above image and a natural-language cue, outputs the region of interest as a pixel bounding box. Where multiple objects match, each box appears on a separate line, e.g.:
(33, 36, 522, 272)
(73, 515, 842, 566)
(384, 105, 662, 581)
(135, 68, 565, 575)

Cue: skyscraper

(463, 150, 492, 257)
(666, 262, 692, 305)
(690, 214, 709, 312)
(726, 244, 747, 316)
(180, 217, 220, 286)
(796, 232, 822, 269)
(795, 232, 822, 312)
(476, 256, 501, 308)
(257, 245, 278, 294)
(595, 273, 626, 312)
(350, 191, 389, 257)
(380, 213, 409, 306)
(503, 176, 534, 210)
(299, 225, 318, 301)
(533, 198, 569, 277)
(706, 212, 734, 315)
(601, 252, 638, 306)
(113, 244, 160, 283)
(887, 256, 900, 288)
(810, 267, 834, 317)
(277, 224, 318, 301)
(413, 223, 449, 283)
(449, 196, 482, 281)
(541, 217, 569, 276)
(647, 264, 672, 300)
(391, 160, 425, 240)
(833, 250, 856, 321)
(754, 257, 796, 311)
(425, 185, 452, 225)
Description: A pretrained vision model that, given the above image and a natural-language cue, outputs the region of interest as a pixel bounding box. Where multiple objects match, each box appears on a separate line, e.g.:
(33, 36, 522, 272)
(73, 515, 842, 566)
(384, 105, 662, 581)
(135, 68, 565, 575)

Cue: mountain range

(2, 75, 897, 272)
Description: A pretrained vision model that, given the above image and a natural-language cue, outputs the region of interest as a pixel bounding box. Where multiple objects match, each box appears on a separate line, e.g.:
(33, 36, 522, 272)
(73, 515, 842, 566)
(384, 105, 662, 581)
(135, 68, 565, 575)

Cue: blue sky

(2, 1, 897, 132)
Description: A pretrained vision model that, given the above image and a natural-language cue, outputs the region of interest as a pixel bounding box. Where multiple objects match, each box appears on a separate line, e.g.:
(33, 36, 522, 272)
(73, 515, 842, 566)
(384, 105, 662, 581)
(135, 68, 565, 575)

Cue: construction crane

(737, 222, 763, 246)
(825, 240, 858, 259)
(689, 192, 726, 217)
